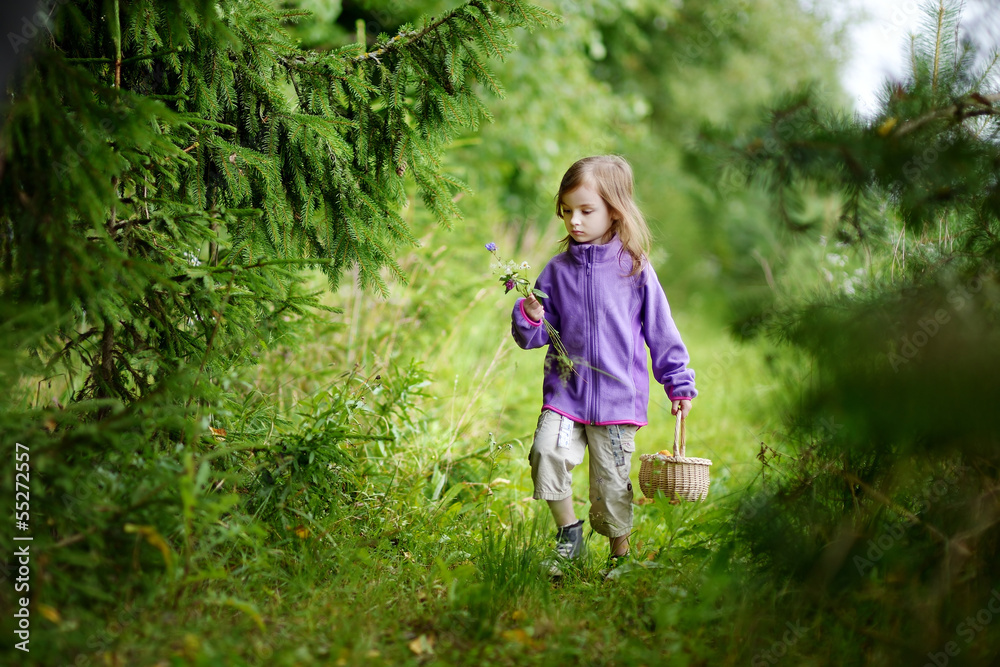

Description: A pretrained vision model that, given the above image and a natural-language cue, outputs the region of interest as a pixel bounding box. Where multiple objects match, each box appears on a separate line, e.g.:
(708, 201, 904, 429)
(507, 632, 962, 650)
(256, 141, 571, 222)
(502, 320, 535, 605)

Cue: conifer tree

(716, 1, 1000, 660)
(0, 0, 553, 615)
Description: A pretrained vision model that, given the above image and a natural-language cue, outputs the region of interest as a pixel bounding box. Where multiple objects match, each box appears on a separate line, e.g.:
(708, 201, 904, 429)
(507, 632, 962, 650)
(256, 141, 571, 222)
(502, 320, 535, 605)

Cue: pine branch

(894, 92, 1000, 136)
(931, 0, 945, 93)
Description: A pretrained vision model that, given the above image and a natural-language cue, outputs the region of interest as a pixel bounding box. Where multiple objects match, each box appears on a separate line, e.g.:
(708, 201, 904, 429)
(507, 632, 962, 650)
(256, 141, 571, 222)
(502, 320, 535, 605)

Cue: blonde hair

(555, 155, 651, 276)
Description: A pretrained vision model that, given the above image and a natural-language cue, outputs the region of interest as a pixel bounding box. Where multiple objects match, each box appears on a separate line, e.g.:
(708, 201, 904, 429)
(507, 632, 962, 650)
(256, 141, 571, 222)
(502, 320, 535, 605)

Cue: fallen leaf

(501, 628, 530, 644)
(38, 604, 61, 623)
(408, 634, 435, 656)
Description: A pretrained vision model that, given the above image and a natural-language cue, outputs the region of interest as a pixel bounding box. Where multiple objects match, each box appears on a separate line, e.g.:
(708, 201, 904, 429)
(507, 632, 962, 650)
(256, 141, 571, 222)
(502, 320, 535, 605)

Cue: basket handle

(673, 411, 686, 458)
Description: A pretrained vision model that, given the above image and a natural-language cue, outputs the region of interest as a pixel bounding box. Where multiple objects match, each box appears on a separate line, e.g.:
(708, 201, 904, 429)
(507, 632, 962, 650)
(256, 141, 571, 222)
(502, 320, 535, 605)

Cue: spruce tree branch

(115, 349, 148, 391)
(66, 47, 183, 65)
(210, 257, 334, 273)
(111, 217, 152, 232)
(350, 3, 469, 65)
(286, 68, 303, 105)
(278, 57, 349, 83)
(46, 327, 100, 369)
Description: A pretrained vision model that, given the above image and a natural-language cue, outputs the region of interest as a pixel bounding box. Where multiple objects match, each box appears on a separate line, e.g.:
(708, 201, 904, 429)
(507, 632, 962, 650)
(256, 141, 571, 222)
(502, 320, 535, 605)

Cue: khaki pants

(528, 409, 637, 538)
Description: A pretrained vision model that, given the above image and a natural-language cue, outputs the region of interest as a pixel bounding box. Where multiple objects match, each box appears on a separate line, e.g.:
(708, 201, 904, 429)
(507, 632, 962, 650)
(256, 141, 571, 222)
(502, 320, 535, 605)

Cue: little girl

(510, 154, 697, 575)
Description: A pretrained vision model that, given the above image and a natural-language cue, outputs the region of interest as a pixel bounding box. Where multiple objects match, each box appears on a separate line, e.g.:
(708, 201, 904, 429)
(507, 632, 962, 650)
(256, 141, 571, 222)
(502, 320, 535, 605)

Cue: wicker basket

(638, 413, 712, 502)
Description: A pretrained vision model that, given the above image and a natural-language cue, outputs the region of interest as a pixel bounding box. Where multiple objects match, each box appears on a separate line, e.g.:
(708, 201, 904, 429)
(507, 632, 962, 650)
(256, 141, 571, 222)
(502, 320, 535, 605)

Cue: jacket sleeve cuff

(667, 389, 697, 401)
(518, 299, 543, 327)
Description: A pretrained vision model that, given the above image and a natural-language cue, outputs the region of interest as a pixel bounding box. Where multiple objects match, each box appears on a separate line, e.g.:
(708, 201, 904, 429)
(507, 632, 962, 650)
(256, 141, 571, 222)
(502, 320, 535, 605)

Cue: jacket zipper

(587, 246, 599, 425)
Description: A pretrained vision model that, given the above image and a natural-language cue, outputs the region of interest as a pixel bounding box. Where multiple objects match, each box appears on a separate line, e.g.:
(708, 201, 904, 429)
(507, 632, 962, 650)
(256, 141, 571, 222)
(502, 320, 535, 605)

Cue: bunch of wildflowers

(486, 242, 575, 378)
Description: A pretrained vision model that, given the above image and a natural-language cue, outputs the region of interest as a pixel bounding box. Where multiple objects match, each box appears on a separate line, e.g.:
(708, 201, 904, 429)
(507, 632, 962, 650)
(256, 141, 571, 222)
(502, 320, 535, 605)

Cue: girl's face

(560, 182, 614, 245)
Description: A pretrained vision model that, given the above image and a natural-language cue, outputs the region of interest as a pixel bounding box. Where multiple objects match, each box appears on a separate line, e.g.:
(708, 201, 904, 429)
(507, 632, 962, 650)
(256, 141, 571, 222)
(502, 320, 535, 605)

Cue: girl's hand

(523, 294, 544, 322)
(671, 399, 692, 420)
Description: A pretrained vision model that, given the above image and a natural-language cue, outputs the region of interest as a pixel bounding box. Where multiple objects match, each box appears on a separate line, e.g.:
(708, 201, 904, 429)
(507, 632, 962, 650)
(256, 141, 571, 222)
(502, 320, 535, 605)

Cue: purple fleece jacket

(511, 235, 696, 426)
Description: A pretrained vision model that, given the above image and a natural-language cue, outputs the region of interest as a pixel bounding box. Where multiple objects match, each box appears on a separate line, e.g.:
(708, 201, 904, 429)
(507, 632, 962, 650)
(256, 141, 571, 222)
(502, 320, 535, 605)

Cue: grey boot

(545, 519, 584, 577)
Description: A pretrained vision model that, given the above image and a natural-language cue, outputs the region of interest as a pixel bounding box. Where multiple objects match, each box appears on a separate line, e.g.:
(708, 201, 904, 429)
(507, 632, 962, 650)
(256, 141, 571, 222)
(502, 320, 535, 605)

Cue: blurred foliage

(714, 1, 1000, 664)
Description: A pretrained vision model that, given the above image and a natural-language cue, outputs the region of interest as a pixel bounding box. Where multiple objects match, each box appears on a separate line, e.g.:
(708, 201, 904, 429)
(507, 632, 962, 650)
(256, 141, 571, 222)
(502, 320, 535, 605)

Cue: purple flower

(505, 279, 516, 293)
(485, 242, 498, 252)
